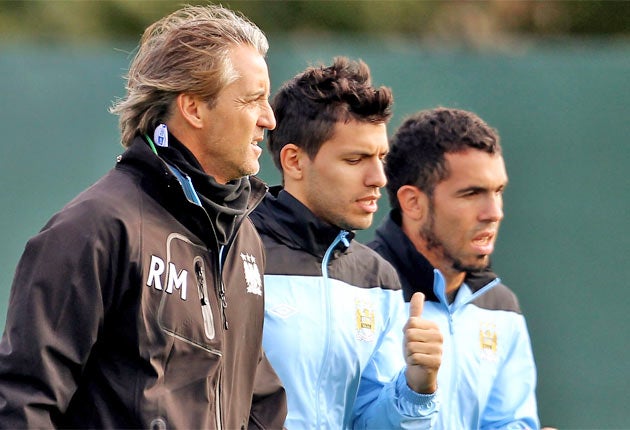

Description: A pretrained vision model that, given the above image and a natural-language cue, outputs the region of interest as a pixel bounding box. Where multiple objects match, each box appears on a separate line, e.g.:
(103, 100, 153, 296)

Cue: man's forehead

(442, 150, 507, 181)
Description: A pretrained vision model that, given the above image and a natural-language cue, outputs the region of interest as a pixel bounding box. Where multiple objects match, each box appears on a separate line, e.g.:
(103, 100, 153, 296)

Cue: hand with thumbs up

(403, 292, 443, 394)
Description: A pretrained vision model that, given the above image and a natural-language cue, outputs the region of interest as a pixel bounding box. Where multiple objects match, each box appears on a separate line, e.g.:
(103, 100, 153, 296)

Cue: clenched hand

(403, 292, 443, 394)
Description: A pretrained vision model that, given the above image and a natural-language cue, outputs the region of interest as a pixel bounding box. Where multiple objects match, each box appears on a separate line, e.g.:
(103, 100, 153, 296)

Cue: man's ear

(279, 144, 305, 181)
(175, 93, 204, 129)
(397, 185, 429, 222)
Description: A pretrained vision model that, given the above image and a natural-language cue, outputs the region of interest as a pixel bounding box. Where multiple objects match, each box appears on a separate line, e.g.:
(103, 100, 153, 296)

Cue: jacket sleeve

(351, 290, 439, 429)
(248, 348, 287, 429)
(480, 314, 540, 429)
(0, 209, 111, 427)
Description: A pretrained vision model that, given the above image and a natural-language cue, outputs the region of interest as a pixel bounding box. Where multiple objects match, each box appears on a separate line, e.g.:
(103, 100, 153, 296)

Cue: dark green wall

(1, 37, 628, 428)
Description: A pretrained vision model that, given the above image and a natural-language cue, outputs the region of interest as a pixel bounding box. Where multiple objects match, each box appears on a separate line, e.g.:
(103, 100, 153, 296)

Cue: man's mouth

(471, 232, 495, 255)
(356, 195, 380, 214)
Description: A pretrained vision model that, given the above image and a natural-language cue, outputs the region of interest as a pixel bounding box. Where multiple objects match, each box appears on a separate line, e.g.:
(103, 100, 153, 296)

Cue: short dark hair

(385, 107, 501, 210)
(267, 56, 393, 172)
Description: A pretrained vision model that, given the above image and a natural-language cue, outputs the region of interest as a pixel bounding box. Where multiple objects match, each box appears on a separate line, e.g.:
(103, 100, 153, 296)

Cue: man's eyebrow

(342, 148, 388, 157)
(456, 185, 486, 195)
(457, 182, 508, 194)
(248, 88, 269, 98)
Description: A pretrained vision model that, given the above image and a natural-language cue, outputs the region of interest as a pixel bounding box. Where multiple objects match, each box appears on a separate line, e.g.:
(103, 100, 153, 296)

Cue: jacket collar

(116, 136, 267, 249)
(117, 136, 267, 211)
(372, 210, 498, 302)
(250, 186, 354, 259)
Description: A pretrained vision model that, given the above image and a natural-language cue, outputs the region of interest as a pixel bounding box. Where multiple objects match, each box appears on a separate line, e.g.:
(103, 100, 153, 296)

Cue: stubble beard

(335, 213, 372, 232)
(420, 204, 490, 274)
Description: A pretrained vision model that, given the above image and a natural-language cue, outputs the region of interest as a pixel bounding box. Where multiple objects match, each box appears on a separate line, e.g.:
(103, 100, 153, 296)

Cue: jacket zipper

(215, 368, 223, 429)
(217, 246, 229, 330)
(215, 193, 266, 330)
(166, 162, 229, 329)
(315, 230, 350, 426)
(165, 162, 266, 428)
(164, 162, 227, 425)
(435, 275, 501, 423)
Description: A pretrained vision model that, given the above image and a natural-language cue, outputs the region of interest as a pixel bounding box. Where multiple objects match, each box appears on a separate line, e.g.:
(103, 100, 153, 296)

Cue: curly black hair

(385, 107, 501, 210)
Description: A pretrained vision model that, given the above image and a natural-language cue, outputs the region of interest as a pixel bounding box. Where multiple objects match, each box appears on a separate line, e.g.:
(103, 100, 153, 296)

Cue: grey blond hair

(110, 4, 269, 147)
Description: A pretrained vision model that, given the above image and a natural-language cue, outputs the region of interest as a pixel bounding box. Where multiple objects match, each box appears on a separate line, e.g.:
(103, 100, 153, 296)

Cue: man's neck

(418, 245, 465, 293)
(443, 270, 466, 294)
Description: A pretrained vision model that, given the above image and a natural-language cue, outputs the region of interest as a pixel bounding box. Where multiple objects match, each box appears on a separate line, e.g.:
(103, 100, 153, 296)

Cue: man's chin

(351, 215, 374, 231)
(240, 162, 260, 178)
(453, 256, 490, 273)
(337, 217, 372, 232)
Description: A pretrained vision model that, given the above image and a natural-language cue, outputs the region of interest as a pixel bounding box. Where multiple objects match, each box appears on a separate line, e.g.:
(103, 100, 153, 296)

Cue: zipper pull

(195, 260, 216, 340)
(340, 230, 350, 247)
(196, 263, 207, 306)
(219, 280, 229, 330)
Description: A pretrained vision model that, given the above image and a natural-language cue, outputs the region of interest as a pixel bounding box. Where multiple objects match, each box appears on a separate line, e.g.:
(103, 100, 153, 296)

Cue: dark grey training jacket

(0, 137, 286, 429)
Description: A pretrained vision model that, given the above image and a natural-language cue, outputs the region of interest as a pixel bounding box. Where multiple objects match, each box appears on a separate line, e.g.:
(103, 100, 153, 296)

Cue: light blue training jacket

(250, 189, 439, 429)
(370, 211, 540, 430)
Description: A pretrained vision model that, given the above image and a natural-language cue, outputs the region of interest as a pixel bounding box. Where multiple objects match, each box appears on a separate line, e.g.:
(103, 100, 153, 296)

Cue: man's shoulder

(347, 240, 401, 291)
(66, 169, 142, 214)
(471, 282, 522, 314)
(350, 239, 391, 261)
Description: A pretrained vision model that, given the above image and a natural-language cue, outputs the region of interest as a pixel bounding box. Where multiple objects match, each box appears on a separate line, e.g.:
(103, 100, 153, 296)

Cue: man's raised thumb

(409, 292, 425, 318)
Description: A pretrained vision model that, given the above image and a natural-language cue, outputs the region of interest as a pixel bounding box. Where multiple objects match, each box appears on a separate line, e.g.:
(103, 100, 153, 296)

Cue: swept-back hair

(267, 56, 393, 171)
(386, 107, 502, 210)
(110, 4, 269, 147)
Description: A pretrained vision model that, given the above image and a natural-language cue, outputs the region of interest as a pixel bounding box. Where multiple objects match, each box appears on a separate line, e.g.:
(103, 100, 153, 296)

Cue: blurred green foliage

(1, 0, 628, 46)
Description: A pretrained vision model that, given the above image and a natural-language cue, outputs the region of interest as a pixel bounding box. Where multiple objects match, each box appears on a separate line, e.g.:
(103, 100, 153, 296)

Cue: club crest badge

(479, 322, 498, 362)
(355, 298, 376, 342)
(241, 253, 262, 296)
